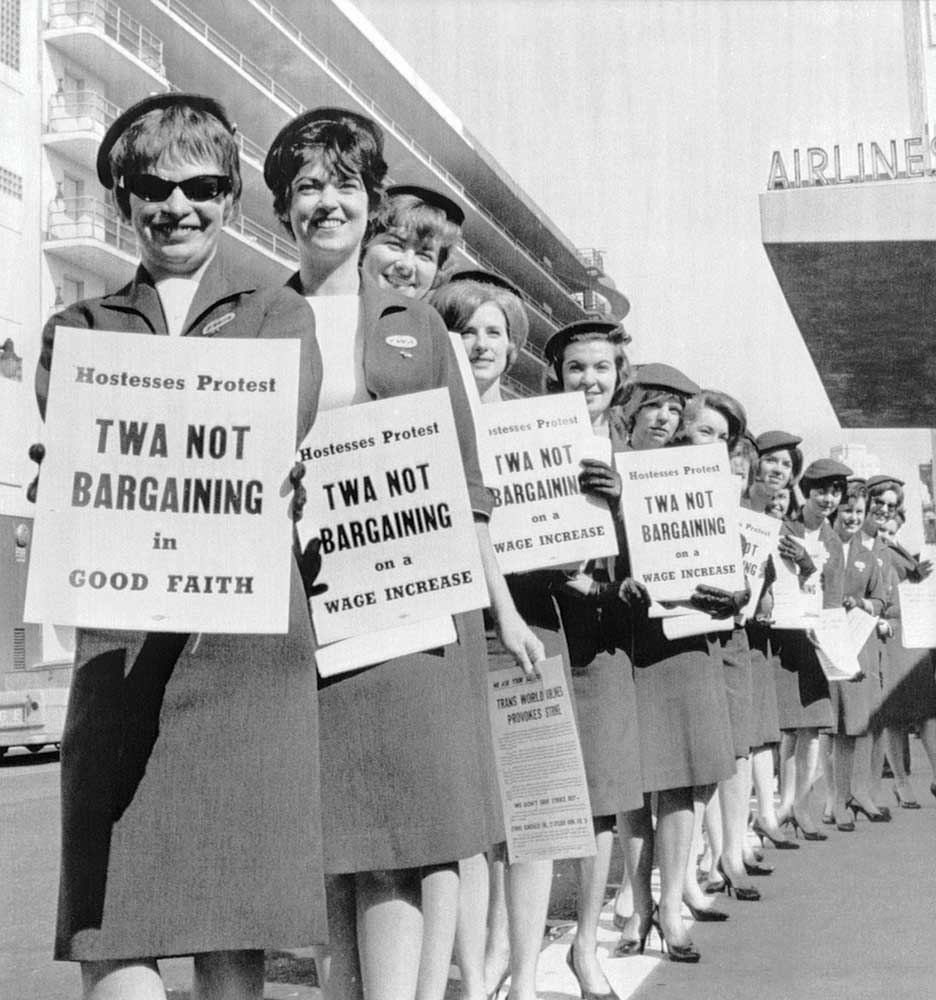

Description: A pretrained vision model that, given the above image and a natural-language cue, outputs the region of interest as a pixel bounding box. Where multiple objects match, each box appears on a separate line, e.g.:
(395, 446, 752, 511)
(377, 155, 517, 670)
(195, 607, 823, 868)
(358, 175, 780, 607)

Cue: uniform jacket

(843, 533, 887, 613)
(38, 256, 322, 443)
(286, 272, 493, 520)
(781, 513, 845, 608)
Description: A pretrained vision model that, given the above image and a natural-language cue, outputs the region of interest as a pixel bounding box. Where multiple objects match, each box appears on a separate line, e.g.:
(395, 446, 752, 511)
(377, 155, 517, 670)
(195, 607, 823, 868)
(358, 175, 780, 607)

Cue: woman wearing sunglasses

(36, 94, 325, 1000)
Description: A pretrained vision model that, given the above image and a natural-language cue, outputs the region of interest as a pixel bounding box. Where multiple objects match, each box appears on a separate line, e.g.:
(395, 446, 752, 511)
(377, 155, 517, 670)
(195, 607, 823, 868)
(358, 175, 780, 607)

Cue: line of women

(37, 93, 936, 1000)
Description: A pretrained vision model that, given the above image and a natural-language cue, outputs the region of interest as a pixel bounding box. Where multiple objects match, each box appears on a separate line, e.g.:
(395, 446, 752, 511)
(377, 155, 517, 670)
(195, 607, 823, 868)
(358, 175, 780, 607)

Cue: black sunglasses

(123, 174, 232, 203)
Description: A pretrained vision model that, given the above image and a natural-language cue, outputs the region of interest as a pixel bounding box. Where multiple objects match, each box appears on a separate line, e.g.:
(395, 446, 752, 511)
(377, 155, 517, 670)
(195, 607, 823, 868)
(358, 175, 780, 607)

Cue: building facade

(0, 0, 628, 523)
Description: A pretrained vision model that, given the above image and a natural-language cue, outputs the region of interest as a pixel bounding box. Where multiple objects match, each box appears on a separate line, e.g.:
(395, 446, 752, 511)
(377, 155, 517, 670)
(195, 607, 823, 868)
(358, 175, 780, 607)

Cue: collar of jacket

(98, 255, 254, 336)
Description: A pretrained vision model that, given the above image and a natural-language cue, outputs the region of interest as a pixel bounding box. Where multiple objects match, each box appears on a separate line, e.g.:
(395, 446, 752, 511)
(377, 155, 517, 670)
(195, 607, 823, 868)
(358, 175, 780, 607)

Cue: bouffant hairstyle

(265, 111, 387, 236)
(868, 478, 905, 507)
(109, 104, 241, 219)
(430, 279, 529, 370)
(364, 193, 462, 283)
(544, 328, 631, 402)
(831, 480, 869, 524)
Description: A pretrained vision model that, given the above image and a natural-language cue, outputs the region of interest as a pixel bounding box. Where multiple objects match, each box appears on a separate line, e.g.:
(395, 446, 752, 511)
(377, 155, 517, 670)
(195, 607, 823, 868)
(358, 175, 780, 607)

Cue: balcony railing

(46, 195, 138, 255)
(226, 213, 299, 264)
(48, 0, 165, 76)
(156, 0, 302, 114)
(153, 0, 582, 303)
(47, 89, 121, 132)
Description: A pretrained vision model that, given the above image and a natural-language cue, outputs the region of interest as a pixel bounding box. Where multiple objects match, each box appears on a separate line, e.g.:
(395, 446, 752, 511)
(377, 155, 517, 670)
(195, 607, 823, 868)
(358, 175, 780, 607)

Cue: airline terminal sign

(767, 134, 936, 190)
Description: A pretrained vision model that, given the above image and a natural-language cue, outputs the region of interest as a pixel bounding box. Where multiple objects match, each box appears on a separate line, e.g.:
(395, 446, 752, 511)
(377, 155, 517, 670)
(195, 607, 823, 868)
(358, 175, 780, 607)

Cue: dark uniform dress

(829, 534, 886, 736)
(617, 431, 734, 794)
(549, 410, 644, 817)
(773, 516, 845, 730)
(302, 279, 499, 874)
(874, 541, 936, 727)
(39, 261, 328, 961)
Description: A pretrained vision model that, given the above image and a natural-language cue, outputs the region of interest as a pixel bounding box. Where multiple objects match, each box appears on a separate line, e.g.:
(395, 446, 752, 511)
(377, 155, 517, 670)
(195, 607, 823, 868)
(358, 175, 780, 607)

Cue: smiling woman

(35, 93, 325, 1000)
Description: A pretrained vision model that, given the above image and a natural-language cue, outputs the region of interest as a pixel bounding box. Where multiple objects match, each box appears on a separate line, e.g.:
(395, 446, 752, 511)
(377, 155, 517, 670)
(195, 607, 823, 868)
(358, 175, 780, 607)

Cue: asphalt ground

(3, 741, 934, 1000)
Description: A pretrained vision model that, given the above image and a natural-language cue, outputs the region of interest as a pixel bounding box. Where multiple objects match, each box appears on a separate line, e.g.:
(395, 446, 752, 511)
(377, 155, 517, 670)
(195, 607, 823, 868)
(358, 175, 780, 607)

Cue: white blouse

(306, 294, 369, 412)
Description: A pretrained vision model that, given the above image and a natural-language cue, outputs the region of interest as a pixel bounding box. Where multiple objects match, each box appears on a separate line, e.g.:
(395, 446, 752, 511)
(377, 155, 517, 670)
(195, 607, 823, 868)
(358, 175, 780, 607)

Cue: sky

(353, 0, 935, 547)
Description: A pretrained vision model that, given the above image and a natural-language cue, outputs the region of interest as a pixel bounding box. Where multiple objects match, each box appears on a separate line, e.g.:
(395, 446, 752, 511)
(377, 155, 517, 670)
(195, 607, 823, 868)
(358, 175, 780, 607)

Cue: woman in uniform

(615, 366, 736, 963)
(37, 93, 326, 1000)
(263, 107, 542, 1000)
(773, 459, 850, 839)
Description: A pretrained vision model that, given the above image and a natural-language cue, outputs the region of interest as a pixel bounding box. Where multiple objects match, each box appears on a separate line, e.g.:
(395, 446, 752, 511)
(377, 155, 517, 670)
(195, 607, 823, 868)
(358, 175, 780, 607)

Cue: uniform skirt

(554, 591, 643, 816)
(874, 622, 936, 726)
(720, 625, 754, 758)
(746, 623, 780, 747)
(773, 629, 833, 730)
(319, 609, 493, 873)
(55, 565, 326, 961)
(630, 620, 735, 793)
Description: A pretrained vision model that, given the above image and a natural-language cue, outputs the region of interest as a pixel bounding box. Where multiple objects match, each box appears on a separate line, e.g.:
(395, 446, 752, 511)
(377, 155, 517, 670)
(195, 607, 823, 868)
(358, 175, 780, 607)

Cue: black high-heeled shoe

(788, 814, 828, 841)
(565, 946, 620, 1000)
(847, 795, 888, 822)
(743, 858, 775, 876)
(651, 907, 701, 963)
(753, 817, 799, 849)
(613, 912, 653, 957)
(685, 901, 729, 922)
(715, 860, 762, 901)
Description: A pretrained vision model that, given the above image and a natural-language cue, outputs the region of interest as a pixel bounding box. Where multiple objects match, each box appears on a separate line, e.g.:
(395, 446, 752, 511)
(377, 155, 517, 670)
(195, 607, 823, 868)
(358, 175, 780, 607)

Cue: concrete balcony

(44, 195, 139, 287)
(43, 89, 122, 173)
(43, 196, 298, 292)
(45, 0, 168, 97)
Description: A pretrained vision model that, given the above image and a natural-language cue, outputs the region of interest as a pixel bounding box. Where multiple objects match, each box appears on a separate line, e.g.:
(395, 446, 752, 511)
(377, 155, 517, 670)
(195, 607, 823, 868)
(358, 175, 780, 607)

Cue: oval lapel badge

(386, 334, 417, 349)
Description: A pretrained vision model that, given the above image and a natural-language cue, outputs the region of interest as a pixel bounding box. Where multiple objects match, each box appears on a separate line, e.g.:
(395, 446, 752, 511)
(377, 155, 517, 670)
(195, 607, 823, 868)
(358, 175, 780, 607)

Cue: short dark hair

(544, 328, 631, 401)
(264, 111, 387, 235)
(109, 103, 241, 218)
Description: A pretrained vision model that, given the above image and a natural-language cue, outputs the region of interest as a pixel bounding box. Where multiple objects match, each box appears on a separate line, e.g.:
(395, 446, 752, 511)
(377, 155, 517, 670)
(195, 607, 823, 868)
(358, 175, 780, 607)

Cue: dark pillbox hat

(263, 107, 383, 192)
(802, 458, 853, 480)
(865, 474, 905, 491)
(755, 430, 802, 454)
(448, 269, 523, 299)
(544, 320, 629, 366)
(96, 93, 234, 188)
(632, 362, 699, 397)
(387, 184, 465, 227)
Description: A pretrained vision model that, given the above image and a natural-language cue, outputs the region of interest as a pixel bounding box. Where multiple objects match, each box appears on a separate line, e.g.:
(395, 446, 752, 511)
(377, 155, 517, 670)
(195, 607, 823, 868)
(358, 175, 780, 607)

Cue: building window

(0, 0, 20, 72)
(0, 164, 22, 199)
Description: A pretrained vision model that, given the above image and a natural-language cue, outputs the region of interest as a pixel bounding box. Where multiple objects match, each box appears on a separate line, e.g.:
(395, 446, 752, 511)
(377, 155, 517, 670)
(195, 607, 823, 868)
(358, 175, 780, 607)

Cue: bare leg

(416, 865, 460, 1000)
(866, 729, 887, 806)
(792, 728, 821, 832)
(655, 786, 695, 949)
(831, 735, 855, 824)
(682, 792, 719, 911)
(81, 960, 165, 1000)
(357, 869, 424, 1000)
(617, 800, 654, 947)
(850, 734, 873, 801)
(719, 756, 757, 889)
(484, 851, 511, 998)
(612, 861, 632, 927)
(193, 951, 264, 1000)
(570, 824, 615, 994)
(322, 873, 363, 1000)
(778, 731, 797, 818)
(700, 782, 721, 884)
(886, 726, 918, 804)
(504, 859, 552, 1000)
(918, 718, 936, 783)
(819, 734, 835, 819)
